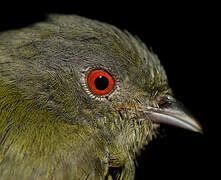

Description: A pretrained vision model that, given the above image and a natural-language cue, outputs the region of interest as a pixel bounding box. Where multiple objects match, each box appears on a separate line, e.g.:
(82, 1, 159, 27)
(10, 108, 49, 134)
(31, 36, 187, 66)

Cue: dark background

(0, 1, 216, 179)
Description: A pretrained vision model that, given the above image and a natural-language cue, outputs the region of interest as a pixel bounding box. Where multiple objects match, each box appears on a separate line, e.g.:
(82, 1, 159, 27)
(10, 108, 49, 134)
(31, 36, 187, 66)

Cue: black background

(0, 1, 216, 179)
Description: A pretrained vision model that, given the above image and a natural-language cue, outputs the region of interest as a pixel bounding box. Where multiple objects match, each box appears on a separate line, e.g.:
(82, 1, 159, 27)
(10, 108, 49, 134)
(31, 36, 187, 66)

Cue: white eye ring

(80, 65, 120, 101)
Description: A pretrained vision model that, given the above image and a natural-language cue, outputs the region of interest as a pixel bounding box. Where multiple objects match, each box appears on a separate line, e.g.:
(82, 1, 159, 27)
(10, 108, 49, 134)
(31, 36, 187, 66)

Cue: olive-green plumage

(0, 14, 173, 179)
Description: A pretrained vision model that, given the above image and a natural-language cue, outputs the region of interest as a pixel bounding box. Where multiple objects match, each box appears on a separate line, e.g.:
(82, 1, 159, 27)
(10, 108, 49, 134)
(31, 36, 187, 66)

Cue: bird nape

(0, 14, 202, 180)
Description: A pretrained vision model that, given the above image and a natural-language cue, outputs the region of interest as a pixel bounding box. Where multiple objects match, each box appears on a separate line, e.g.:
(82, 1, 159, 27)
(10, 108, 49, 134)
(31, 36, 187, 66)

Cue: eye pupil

(94, 76, 109, 90)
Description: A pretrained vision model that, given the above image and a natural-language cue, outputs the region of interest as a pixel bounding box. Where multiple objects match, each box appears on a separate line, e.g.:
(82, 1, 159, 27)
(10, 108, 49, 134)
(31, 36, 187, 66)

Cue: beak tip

(195, 125, 203, 134)
(191, 118, 203, 134)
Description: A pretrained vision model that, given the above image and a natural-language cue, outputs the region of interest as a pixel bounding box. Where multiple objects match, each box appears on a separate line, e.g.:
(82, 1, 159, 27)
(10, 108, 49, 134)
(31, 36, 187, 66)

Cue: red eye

(87, 69, 115, 95)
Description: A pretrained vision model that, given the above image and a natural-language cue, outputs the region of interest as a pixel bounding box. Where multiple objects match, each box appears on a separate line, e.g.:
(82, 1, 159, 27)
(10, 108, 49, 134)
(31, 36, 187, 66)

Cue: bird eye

(87, 69, 115, 95)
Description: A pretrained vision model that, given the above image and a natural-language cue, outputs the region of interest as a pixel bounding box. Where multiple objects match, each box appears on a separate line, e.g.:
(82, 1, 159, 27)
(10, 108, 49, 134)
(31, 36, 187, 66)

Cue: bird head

(0, 14, 202, 176)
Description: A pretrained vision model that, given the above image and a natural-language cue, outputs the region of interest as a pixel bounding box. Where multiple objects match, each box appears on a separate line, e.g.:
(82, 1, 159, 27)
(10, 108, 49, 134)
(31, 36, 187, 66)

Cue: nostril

(158, 95, 173, 109)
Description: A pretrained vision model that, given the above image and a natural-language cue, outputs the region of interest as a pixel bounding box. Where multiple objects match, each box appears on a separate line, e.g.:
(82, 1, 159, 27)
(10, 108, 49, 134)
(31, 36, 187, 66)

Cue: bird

(0, 14, 202, 180)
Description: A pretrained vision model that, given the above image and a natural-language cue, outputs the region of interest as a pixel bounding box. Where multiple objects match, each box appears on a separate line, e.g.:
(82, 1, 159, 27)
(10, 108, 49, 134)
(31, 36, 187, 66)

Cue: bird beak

(145, 95, 203, 133)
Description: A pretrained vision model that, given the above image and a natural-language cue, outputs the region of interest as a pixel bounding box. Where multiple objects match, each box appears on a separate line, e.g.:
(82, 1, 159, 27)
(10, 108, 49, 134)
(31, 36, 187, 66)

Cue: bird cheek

(113, 100, 138, 110)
